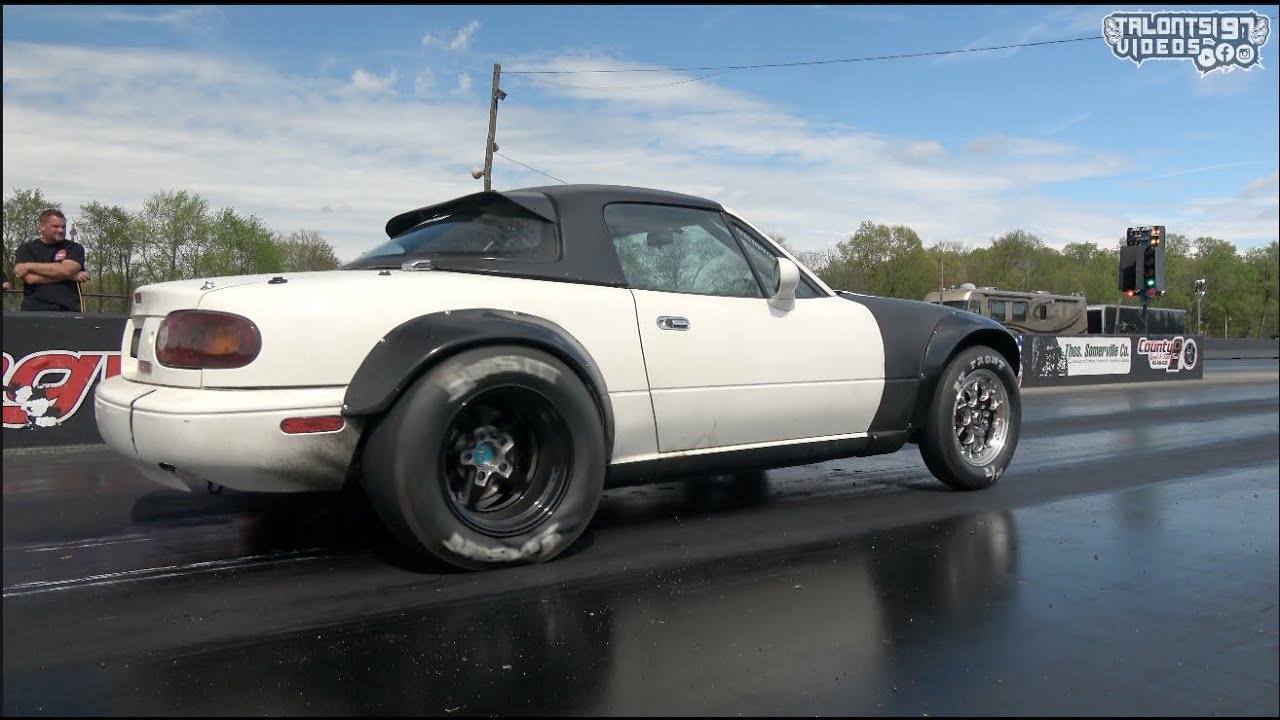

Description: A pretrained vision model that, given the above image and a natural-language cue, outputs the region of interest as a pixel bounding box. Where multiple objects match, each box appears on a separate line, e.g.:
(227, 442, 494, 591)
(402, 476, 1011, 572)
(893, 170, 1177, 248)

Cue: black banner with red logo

(1017, 333, 1205, 388)
(2, 312, 127, 448)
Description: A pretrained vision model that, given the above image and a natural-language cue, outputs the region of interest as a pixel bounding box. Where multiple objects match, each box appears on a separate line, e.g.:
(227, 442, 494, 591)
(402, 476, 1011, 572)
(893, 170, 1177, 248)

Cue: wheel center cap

(472, 443, 495, 466)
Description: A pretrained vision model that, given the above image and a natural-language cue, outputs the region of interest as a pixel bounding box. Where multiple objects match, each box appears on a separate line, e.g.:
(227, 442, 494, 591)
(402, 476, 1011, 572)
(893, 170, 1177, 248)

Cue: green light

(1146, 279, 1155, 286)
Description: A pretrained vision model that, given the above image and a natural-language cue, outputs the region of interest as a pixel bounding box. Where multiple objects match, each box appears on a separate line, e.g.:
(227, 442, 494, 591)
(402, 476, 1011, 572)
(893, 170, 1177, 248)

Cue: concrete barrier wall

(1204, 338, 1280, 359)
(2, 313, 1275, 449)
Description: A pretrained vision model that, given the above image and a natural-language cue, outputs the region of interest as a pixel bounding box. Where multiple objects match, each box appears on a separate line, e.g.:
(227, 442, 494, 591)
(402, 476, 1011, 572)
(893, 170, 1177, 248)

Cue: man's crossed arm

(13, 260, 89, 285)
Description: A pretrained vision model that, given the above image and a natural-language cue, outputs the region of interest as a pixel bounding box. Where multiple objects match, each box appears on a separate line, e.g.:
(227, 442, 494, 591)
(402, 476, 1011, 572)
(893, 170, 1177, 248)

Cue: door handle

(656, 316, 690, 331)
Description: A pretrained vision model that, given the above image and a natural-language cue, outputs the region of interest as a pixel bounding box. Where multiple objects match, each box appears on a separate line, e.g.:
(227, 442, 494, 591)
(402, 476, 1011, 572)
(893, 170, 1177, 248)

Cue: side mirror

(768, 257, 800, 311)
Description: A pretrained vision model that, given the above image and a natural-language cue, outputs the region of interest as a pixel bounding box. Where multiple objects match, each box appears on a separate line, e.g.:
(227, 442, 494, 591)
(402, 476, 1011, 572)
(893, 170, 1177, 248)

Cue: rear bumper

(93, 376, 359, 493)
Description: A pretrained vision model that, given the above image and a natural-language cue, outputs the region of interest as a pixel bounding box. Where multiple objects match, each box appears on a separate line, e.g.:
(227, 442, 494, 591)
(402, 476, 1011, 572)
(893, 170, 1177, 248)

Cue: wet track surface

(4, 362, 1278, 715)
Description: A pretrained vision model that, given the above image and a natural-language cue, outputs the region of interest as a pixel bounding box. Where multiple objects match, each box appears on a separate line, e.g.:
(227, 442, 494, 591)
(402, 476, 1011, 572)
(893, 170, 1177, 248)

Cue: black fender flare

(342, 309, 614, 460)
(910, 313, 1021, 437)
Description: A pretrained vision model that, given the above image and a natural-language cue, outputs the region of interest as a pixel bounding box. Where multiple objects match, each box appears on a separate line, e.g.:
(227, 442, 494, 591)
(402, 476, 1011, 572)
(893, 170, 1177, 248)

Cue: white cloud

(812, 7, 905, 23)
(1039, 111, 1092, 136)
(414, 68, 437, 97)
(1191, 64, 1266, 96)
(965, 134, 1010, 157)
(965, 134, 1080, 158)
(501, 56, 770, 107)
(2, 40, 1274, 268)
(450, 20, 480, 51)
(350, 68, 398, 93)
(938, 6, 1104, 64)
(95, 5, 223, 29)
(454, 71, 473, 95)
(898, 140, 947, 164)
(422, 21, 480, 52)
(1168, 186, 1279, 244)
(1241, 172, 1279, 199)
(1142, 160, 1263, 181)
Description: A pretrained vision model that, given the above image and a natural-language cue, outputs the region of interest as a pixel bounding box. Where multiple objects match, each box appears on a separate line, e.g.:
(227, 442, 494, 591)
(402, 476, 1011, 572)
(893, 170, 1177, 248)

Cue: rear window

(343, 206, 557, 268)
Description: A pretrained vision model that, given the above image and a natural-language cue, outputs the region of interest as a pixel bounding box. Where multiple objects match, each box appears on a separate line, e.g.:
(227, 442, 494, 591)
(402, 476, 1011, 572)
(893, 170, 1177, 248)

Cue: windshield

(342, 207, 557, 269)
(942, 299, 982, 314)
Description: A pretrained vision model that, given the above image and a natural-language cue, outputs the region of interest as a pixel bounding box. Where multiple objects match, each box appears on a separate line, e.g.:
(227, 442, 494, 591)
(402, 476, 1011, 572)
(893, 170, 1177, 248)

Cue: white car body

(94, 184, 1021, 568)
(95, 243, 883, 492)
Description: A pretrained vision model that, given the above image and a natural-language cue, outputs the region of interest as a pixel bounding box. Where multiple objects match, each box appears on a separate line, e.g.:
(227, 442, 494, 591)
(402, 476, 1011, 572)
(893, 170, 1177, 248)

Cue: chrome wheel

(952, 368, 1010, 467)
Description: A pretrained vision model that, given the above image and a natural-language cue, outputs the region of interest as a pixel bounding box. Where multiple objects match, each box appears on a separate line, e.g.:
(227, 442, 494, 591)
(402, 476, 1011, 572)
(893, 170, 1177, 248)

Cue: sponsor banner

(3, 312, 127, 448)
(1021, 335, 1129, 384)
(1056, 337, 1131, 376)
(1019, 334, 1204, 387)
(1136, 336, 1200, 372)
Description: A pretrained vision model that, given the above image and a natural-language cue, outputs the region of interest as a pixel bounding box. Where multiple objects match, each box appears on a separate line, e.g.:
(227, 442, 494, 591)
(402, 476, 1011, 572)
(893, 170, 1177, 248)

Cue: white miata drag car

(95, 185, 1022, 570)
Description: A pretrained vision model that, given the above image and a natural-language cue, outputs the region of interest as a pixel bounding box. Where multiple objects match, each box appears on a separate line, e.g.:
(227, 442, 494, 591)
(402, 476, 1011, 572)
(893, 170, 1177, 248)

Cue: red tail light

(280, 416, 346, 434)
(155, 311, 261, 369)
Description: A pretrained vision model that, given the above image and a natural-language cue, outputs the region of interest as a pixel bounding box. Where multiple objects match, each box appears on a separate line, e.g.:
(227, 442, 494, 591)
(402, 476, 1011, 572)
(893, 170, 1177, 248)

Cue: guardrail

(2, 313, 1275, 449)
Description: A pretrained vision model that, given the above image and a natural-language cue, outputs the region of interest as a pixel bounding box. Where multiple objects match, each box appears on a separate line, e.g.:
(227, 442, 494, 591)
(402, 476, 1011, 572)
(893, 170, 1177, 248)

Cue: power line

(507, 15, 1277, 77)
(506, 35, 1103, 76)
(495, 152, 567, 184)
(513, 70, 733, 91)
(484, 18, 1277, 184)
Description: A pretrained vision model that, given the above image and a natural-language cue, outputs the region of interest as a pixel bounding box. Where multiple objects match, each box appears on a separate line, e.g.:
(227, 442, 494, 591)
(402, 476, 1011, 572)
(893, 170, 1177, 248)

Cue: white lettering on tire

(441, 355, 563, 402)
(443, 523, 563, 562)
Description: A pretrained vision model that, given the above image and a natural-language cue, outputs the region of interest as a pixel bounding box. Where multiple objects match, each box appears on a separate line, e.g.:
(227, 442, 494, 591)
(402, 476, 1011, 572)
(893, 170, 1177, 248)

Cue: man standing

(12, 209, 90, 312)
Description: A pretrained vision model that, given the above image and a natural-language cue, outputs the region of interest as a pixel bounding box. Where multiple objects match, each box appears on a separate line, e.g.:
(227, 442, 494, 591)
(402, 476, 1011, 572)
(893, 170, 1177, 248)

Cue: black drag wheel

(362, 345, 605, 570)
(918, 345, 1021, 491)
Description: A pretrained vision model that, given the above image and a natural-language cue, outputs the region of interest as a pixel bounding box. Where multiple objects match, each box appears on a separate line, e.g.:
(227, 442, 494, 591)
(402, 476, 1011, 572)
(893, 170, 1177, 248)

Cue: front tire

(918, 345, 1021, 491)
(361, 345, 606, 570)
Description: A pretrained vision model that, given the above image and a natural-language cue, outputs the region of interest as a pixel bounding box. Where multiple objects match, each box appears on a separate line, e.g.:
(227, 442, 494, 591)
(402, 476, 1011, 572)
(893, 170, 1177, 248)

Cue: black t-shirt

(13, 238, 86, 311)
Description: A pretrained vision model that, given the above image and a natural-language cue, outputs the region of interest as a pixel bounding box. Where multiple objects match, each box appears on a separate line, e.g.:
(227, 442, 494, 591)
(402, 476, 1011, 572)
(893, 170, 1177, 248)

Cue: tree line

(777, 222, 1278, 340)
(4, 185, 1275, 338)
(2, 187, 341, 313)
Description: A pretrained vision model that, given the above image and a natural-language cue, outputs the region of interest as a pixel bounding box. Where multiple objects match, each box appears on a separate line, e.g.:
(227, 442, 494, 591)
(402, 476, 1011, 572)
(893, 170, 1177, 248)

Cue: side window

(988, 299, 1007, 321)
(967, 299, 981, 314)
(604, 204, 762, 298)
(1035, 304, 1050, 320)
(1011, 301, 1028, 322)
(728, 222, 822, 299)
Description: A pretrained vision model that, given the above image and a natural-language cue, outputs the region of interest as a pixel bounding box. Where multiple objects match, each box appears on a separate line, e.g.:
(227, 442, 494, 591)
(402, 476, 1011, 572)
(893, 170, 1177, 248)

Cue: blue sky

(3, 4, 1277, 261)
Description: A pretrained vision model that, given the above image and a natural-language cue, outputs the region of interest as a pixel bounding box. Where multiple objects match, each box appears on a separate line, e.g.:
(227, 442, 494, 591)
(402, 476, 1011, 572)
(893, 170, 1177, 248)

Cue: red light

(280, 416, 346, 434)
(155, 311, 261, 369)
(1146, 288, 1158, 298)
(1125, 290, 1134, 297)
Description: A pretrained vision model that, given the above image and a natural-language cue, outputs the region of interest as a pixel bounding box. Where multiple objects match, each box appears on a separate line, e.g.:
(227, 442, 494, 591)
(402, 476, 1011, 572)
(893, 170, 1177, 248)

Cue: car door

(605, 202, 884, 454)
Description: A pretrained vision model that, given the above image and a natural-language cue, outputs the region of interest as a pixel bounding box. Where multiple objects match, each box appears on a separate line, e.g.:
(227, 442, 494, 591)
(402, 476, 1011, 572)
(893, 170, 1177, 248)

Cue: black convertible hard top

(381, 185, 726, 286)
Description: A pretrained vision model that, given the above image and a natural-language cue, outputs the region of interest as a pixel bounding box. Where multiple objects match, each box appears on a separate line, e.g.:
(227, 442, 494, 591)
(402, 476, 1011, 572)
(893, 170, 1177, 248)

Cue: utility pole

(482, 63, 505, 192)
(937, 247, 944, 299)
(1193, 278, 1206, 335)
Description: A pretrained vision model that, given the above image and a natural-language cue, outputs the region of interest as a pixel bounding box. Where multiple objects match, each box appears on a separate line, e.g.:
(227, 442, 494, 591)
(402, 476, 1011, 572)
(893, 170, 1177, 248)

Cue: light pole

(1193, 278, 1206, 335)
